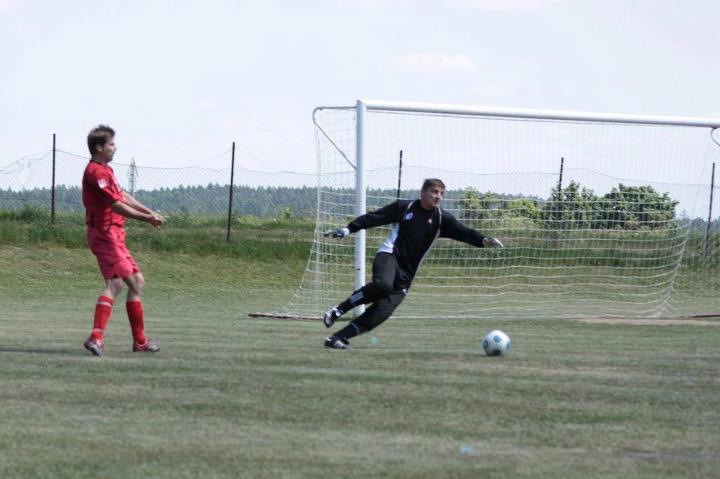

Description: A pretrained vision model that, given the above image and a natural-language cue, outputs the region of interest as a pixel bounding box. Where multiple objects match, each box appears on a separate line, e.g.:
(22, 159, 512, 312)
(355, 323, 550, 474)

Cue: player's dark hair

(422, 178, 446, 192)
(87, 125, 115, 155)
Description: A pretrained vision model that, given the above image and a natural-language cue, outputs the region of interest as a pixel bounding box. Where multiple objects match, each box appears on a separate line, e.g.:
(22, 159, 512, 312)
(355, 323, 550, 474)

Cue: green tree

(596, 184, 678, 230)
(540, 182, 678, 230)
(458, 188, 506, 221)
(507, 198, 541, 220)
(541, 181, 599, 229)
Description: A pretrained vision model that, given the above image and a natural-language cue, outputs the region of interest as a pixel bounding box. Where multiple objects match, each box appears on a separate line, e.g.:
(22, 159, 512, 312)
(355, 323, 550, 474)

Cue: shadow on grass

(0, 346, 81, 356)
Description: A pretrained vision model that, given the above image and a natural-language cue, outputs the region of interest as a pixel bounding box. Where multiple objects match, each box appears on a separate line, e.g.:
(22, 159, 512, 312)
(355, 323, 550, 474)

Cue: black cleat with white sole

(324, 336, 350, 350)
(323, 306, 344, 328)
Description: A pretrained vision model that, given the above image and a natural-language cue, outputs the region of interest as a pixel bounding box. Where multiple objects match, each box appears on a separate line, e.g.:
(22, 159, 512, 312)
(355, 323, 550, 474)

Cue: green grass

(1, 241, 719, 478)
(0, 211, 315, 260)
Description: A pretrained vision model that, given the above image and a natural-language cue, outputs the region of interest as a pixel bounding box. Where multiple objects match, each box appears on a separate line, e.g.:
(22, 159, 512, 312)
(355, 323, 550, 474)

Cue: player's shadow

(0, 346, 80, 356)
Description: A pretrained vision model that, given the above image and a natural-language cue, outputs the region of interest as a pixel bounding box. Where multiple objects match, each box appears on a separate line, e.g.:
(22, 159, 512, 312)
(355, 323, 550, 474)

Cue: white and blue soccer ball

(482, 330, 511, 357)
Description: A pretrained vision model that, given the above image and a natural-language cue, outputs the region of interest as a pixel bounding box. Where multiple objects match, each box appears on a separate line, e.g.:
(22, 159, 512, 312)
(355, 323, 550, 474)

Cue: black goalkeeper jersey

(347, 199, 486, 279)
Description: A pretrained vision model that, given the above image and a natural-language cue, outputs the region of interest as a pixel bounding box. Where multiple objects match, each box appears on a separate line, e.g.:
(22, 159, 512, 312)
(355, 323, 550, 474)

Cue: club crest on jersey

(428, 218, 433, 224)
(404, 212, 413, 221)
(98, 178, 108, 189)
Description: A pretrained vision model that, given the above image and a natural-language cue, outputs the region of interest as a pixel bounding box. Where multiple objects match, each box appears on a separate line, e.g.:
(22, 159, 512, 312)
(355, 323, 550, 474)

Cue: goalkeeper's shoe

(324, 336, 350, 350)
(323, 227, 350, 238)
(132, 338, 159, 353)
(323, 306, 344, 328)
(483, 236, 504, 248)
(84, 337, 104, 357)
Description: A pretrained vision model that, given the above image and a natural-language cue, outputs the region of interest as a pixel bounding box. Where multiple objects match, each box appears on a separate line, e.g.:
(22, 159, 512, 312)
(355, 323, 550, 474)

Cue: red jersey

(82, 161, 125, 229)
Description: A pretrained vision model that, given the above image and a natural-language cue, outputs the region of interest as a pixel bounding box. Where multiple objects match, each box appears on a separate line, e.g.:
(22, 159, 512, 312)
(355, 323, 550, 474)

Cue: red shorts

(87, 226, 140, 280)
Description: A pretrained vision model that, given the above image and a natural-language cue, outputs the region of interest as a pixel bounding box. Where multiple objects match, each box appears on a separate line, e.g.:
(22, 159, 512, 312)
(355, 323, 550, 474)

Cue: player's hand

(483, 236, 504, 248)
(149, 211, 166, 227)
(324, 227, 350, 238)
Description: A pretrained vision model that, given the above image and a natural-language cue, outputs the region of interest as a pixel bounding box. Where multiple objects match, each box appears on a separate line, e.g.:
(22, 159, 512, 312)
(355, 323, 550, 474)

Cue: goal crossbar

(360, 100, 720, 128)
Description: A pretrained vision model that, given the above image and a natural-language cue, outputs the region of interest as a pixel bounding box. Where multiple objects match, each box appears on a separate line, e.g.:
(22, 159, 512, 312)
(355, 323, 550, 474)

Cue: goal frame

(312, 99, 720, 315)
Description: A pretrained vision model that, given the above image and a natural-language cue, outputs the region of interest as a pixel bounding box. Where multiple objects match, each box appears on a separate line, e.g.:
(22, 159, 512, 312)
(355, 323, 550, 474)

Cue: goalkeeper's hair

(422, 178, 446, 192)
(87, 125, 116, 155)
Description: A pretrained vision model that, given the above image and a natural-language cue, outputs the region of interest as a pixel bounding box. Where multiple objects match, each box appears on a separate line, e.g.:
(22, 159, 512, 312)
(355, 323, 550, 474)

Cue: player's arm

(440, 211, 503, 248)
(324, 200, 406, 238)
(111, 201, 165, 227)
(123, 192, 153, 215)
(87, 169, 165, 227)
(121, 192, 166, 226)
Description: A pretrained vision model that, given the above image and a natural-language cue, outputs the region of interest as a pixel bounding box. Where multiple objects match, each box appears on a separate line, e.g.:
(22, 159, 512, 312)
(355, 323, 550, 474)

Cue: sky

(1, 0, 719, 175)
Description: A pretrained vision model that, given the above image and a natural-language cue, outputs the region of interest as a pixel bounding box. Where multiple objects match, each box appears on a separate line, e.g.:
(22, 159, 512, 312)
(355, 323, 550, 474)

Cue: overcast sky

(2, 0, 719, 174)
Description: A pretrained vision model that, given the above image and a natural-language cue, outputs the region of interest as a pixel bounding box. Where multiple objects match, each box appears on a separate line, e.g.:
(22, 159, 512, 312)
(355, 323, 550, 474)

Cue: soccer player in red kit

(82, 125, 166, 356)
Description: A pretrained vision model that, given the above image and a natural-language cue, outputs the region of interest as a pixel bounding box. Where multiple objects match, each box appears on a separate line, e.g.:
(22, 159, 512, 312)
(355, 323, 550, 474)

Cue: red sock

(126, 300, 147, 344)
(91, 296, 114, 341)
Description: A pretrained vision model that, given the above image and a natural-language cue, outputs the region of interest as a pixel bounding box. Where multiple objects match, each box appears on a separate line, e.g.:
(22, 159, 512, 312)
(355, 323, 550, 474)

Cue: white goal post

(288, 100, 720, 320)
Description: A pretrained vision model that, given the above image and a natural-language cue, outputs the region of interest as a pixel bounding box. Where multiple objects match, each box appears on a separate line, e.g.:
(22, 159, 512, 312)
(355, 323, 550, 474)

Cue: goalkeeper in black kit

(322, 178, 504, 350)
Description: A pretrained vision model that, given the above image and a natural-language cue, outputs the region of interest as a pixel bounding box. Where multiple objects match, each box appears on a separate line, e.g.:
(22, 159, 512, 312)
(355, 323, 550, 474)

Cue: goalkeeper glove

(483, 236, 504, 248)
(324, 227, 350, 238)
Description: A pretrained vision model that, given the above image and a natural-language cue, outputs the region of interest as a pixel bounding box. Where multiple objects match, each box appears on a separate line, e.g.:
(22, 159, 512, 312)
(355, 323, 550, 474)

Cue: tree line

(1, 181, 717, 231)
(457, 181, 700, 231)
(0, 184, 318, 218)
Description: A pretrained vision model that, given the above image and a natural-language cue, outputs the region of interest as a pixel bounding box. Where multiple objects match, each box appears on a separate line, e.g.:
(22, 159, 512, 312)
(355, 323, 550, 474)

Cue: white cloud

(449, 0, 566, 12)
(390, 52, 480, 74)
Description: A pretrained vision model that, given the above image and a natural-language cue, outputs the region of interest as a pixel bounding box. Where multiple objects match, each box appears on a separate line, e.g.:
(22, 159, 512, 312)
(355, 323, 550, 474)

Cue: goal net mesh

(286, 106, 719, 319)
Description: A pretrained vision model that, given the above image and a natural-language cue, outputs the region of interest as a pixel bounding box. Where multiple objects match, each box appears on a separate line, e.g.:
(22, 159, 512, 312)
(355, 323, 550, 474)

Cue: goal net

(286, 101, 720, 319)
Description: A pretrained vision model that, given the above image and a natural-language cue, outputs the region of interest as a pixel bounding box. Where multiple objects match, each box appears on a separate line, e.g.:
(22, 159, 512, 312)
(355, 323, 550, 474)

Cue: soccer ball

(482, 330, 511, 357)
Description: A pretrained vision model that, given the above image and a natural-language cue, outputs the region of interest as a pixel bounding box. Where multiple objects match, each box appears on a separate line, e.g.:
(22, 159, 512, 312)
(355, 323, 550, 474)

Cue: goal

(286, 100, 720, 319)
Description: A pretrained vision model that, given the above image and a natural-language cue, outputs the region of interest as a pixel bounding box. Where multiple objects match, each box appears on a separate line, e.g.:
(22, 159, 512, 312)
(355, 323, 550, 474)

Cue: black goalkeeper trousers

(337, 253, 409, 339)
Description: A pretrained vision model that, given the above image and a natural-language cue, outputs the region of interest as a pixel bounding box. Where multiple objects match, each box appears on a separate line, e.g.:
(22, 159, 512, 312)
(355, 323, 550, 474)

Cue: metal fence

(1, 145, 319, 233)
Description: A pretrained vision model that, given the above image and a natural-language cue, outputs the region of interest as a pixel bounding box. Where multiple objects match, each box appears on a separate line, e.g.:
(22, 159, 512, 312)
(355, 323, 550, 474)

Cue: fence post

(226, 142, 236, 242)
(555, 157, 564, 228)
(51, 133, 56, 224)
(396, 150, 403, 199)
(704, 162, 716, 255)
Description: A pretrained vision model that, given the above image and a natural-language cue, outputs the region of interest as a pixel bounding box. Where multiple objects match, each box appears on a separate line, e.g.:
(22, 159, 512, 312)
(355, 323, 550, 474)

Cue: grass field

(1, 219, 720, 478)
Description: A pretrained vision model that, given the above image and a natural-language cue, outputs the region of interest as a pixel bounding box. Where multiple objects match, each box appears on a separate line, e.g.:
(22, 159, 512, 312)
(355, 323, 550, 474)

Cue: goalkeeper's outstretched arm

(440, 211, 503, 248)
(324, 200, 410, 238)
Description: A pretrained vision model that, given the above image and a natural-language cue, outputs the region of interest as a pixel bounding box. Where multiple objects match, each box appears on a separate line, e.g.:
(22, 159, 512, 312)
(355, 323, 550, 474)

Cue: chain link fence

(0, 148, 318, 231)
